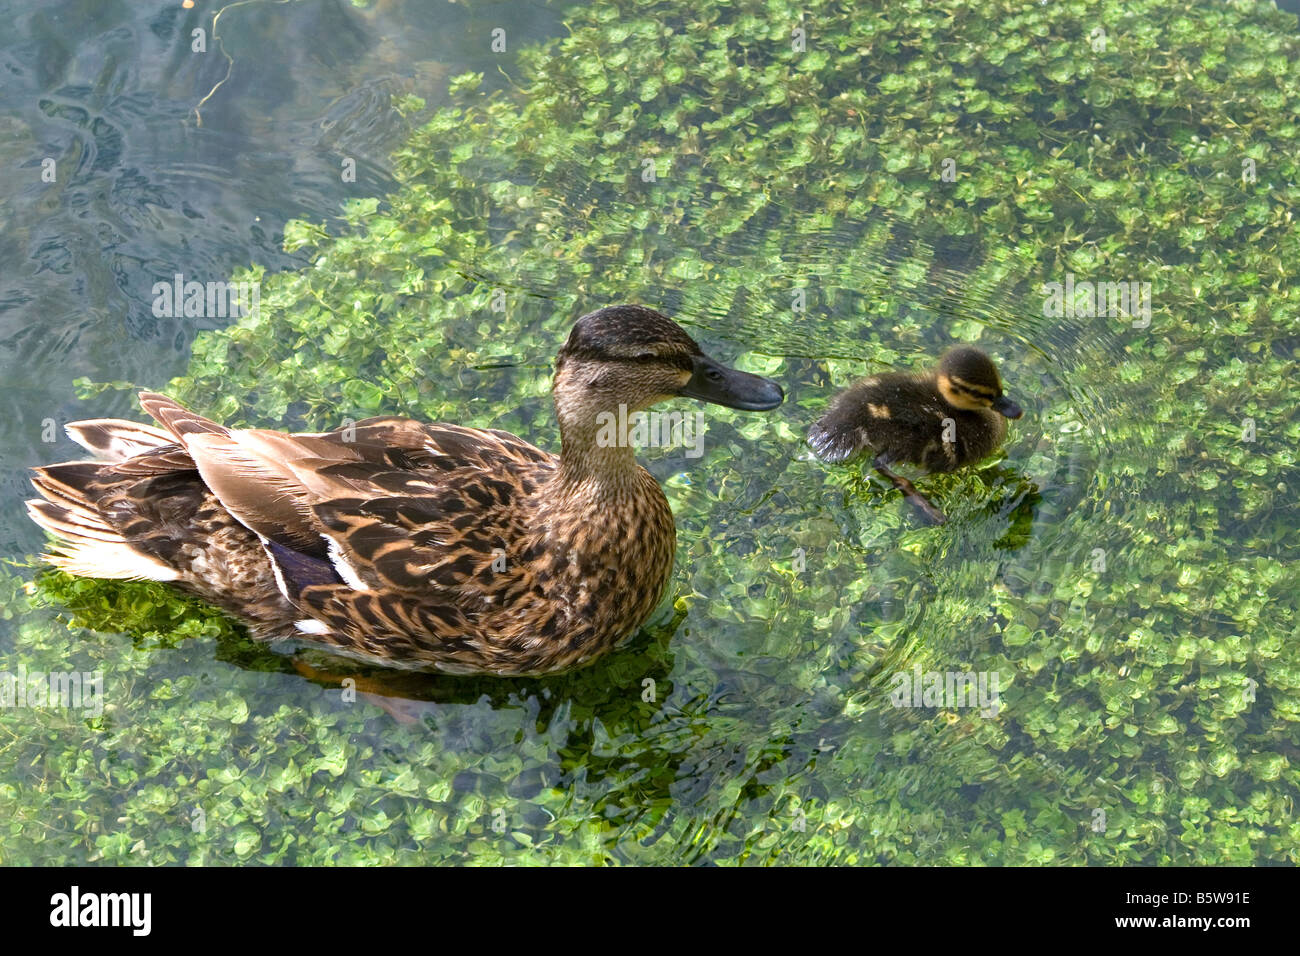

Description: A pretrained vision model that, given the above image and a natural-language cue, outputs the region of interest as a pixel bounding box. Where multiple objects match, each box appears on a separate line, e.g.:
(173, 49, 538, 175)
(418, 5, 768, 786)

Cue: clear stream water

(1, 0, 1296, 865)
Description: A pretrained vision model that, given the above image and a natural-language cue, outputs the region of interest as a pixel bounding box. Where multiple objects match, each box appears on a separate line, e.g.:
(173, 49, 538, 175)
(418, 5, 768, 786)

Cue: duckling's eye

(632, 350, 657, 361)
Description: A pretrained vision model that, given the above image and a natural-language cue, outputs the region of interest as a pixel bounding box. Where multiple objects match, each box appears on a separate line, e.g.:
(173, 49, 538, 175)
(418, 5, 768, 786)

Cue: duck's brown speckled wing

(137, 394, 559, 666)
(298, 420, 557, 603)
(283, 423, 562, 673)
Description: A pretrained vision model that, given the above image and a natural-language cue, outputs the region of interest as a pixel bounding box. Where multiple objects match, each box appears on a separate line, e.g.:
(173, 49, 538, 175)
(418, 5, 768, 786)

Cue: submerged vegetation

(4, 0, 1299, 864)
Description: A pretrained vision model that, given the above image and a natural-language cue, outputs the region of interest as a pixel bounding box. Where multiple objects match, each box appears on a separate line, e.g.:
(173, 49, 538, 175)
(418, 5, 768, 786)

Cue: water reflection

(0, 0, 559, 555)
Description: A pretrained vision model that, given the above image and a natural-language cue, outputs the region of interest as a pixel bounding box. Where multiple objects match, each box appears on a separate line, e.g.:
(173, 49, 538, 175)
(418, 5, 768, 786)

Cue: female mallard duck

(807, 346, 1022, 524)
(27, 305, 784, 676)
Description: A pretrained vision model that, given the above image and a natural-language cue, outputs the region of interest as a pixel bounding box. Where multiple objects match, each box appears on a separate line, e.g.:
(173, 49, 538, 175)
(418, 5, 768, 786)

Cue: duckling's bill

(992, 395, 1023, 419)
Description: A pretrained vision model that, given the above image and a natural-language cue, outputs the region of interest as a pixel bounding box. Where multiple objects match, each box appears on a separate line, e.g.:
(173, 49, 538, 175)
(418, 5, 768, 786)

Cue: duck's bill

(679, 354, 785, 411)
(992, 395, 1023, 419)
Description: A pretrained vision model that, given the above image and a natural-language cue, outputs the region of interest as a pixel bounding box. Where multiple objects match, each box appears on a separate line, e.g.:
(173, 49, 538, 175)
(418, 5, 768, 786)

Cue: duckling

(807, 346, 1022, 523)
(27, 305, 784, 676)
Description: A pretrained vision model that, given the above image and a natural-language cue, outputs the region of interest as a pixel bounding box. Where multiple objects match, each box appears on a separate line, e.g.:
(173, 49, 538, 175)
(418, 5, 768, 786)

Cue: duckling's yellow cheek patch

(868, 403, 891, 419)
(937, 376, 976, 410)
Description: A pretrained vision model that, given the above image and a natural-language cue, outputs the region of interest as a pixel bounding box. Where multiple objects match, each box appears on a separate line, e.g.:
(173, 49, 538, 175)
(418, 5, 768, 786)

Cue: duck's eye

(633, 351, 657, 361)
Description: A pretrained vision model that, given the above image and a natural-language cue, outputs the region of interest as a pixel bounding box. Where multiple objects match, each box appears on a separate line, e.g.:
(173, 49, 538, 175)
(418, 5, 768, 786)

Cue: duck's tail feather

(65, 418, 175, 461)
(138, 391, 230, 442)
(27, 463, 179, 582)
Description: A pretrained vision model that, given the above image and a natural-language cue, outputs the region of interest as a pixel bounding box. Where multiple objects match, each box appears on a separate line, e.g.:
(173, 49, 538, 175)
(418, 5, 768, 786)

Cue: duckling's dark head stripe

(946, 375, 999, 399)
(938, 346, 1004, 393)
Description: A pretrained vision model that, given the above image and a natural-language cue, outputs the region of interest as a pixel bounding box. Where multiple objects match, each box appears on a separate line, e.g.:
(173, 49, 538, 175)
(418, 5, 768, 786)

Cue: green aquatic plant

(8, 0, 1300, 864)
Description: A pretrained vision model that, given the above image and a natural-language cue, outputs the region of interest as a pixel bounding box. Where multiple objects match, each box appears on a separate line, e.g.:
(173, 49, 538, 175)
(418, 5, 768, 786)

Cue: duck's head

(935, 346, 1023, 419)
(554, 305, 785, 426)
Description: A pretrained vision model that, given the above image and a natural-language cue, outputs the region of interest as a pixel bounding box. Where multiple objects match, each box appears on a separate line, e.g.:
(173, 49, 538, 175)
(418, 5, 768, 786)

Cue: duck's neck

(553, 417, 644, 494)
(547, 373, 658, 497)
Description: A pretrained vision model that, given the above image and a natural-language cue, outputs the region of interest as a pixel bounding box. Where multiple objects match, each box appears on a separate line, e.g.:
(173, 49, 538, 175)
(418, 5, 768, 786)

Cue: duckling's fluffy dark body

(808, 346, 1021, 471)
(808, 372, 1007, 470)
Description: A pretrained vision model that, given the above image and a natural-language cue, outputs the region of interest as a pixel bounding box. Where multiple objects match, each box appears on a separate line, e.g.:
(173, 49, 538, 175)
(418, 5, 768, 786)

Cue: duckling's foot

(873, 460, 948, 525)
